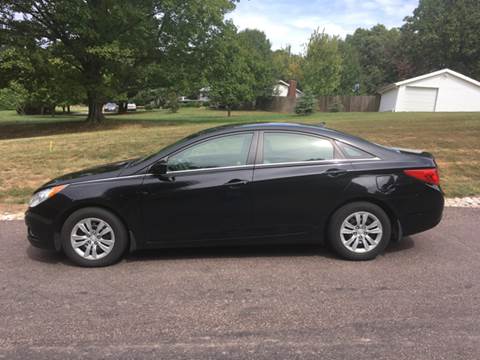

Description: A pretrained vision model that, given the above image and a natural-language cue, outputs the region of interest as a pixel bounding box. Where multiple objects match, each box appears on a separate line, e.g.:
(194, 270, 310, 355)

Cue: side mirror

(150, 161, 168, 176)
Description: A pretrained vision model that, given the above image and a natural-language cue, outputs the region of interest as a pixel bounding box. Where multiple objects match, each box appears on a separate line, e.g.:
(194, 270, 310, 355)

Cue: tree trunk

(118, 102, 127, 114)
(62, 105, 66, 113)
(227, 105, 231, 117)
(87, 100, 105, 123)
(67, 105, 71, 114)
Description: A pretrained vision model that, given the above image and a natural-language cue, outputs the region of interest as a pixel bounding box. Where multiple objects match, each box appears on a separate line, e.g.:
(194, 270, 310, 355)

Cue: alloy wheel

(340, 211, 383, 253)
(70, 217, 115, 260)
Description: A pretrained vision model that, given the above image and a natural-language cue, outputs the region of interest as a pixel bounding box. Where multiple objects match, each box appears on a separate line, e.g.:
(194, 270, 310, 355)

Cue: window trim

(164, 131, 256, 174)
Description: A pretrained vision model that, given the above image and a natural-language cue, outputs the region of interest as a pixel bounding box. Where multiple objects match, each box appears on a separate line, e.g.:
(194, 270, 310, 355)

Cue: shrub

(328, 101, 344, 112)
(165, 92, 179, 113)
(295, 93, 316, 116)
(180, 101, 202, 108)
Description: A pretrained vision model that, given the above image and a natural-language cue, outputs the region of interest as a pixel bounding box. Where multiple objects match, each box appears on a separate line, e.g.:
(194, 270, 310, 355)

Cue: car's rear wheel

(61, 207, 128, 267)
(328, 201, 391, 260)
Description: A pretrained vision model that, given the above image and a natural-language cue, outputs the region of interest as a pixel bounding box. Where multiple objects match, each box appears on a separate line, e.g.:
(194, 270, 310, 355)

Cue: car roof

(199, 122, 369, 145)
(193, 122, 330, 137)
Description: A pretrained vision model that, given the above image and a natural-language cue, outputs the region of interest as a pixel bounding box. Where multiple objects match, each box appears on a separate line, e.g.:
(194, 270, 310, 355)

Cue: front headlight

(28, 185, 68, 208)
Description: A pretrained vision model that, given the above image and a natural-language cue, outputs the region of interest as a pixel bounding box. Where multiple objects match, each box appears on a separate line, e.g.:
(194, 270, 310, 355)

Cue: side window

(167, 133, 253, 171)
(262, 132, 334, 164)
(336, 141, 375, 159)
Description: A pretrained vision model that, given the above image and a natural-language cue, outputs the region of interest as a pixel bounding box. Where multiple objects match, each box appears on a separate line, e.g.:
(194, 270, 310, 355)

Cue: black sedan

(25, 123, 444, 267)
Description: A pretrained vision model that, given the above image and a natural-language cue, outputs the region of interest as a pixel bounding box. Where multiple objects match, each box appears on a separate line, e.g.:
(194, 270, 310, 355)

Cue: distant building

(198, 87, 210, 102)
(273, 80, 303, 98)
(378, 69, 480, 112)
(181, 81, 303, 104)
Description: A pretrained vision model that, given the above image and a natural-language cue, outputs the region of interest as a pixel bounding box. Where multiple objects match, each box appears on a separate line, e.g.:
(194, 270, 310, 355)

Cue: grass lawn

(1, 107, 479, 212)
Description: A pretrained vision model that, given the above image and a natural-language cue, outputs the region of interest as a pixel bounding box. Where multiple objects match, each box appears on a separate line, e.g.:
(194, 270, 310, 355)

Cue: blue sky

(227, 0, 418, 53)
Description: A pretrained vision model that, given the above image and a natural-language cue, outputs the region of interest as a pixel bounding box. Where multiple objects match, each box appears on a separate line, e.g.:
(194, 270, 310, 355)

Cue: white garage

(378, 69, 480, 112)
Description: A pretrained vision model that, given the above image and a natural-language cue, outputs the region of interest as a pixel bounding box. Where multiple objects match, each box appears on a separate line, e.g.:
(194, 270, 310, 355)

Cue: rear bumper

(395, 187, 444, 236)
(25, 210, 59, 250)
(400, 208, 443, 236)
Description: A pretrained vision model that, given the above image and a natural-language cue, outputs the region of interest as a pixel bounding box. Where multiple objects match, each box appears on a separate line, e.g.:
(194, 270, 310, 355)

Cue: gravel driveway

(0, 207, 479, 359)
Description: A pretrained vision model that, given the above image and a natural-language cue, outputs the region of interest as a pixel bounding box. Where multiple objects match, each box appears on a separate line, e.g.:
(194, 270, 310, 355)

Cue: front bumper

(25, 210, 60, 250)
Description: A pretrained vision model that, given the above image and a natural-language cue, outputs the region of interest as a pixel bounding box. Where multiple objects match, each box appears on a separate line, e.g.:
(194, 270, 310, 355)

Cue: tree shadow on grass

(0, 116, 254, 140)
(0, 108, 295, 140)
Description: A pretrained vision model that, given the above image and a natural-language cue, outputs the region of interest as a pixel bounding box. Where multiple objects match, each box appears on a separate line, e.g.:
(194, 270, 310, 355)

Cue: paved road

(1, 208, 479, 359)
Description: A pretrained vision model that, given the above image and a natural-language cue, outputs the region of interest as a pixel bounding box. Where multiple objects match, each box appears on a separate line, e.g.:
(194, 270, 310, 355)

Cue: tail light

(403, 168, 440, 185)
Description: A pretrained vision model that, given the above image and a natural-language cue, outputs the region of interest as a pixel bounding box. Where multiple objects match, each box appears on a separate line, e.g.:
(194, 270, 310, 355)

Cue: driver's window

(167, 133, 253, 171)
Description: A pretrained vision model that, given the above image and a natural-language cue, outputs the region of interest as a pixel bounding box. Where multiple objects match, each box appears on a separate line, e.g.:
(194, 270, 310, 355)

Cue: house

(181, 81, 303, 103)
(378, 69, 480, 112)
(198, 87, 210, 102)
(273, 80, 303, 98)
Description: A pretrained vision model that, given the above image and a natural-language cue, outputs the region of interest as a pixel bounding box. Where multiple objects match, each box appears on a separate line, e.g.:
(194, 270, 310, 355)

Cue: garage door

(402, 86, 438, 112)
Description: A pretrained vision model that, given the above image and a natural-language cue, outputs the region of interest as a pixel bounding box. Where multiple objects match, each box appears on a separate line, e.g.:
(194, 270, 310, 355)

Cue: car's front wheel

(328, 201, 391, 260)
(61, 207, 128, 267)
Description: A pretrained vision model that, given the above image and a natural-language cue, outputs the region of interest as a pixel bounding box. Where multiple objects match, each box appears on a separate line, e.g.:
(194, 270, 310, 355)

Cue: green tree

(272, 46, 304, 88)
(302, 29, 342, 96)
(0, 83, 25, 110)
(237, 29, 276, 98)
(401, 0, 480, 79)
(345, 25, 402, 93)
(139, 1, 238, 113)
(0, 45, 84, 114)
(0, 0, 236, 122)
(207, 24, 255, 117)
(337, 40, 363, 95)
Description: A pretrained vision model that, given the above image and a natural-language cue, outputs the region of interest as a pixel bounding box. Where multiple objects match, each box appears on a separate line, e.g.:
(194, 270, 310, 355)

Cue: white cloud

(227, 0, 418, 53)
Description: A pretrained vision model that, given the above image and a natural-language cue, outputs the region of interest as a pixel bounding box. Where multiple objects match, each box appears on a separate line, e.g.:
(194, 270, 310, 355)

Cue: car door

(141, 132, 257, 244)
(251, 131, 354, 240)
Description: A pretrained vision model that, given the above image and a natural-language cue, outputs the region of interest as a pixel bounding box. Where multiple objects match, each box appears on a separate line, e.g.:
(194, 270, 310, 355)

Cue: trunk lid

(389, 147, 434, 159)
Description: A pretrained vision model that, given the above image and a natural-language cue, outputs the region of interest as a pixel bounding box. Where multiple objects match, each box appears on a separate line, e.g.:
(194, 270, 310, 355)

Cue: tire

(328, 201, 391, 260)
(61, 207, 128, 267)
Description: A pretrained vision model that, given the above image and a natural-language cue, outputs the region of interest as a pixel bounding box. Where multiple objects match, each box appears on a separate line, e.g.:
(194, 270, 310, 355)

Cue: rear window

(336, 141, 375, 159)
(263, 132, 334, 164)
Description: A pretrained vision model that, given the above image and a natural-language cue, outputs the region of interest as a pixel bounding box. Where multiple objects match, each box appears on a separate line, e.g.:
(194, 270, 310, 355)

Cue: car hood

(40, 159, 135, 189)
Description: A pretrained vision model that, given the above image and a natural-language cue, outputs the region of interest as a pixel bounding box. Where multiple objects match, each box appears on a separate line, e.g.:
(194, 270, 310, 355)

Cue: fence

(316, 95, 380, 112)
(256, 95, 380, 113)
(256, 96, 297, 113)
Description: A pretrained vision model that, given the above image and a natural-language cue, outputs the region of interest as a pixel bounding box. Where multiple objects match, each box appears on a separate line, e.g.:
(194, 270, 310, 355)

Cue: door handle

(224, 179, 249, 188)
(325, 168, 348, 177)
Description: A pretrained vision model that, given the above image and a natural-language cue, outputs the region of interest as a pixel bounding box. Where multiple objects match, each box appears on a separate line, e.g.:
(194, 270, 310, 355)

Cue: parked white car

(103, 102, 118, 112)
(127, 103, 137, 111)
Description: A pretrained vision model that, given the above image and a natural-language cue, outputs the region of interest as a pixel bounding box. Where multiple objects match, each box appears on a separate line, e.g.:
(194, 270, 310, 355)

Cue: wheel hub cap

(340, 211, 383, 254)
(70, 217, 115, 260)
